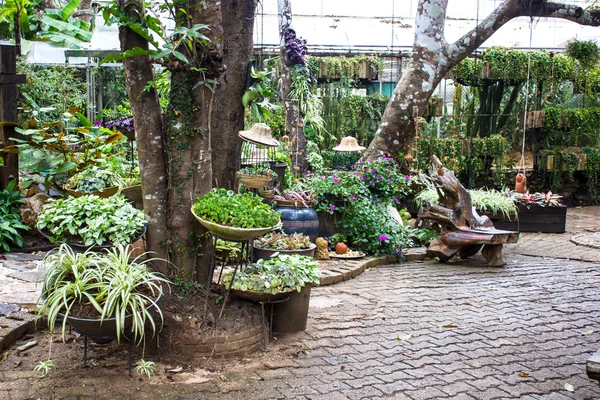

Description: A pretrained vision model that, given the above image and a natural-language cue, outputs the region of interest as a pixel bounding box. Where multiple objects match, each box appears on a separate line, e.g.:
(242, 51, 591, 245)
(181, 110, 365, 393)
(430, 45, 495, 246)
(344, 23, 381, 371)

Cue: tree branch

(444, 0, 600, 69)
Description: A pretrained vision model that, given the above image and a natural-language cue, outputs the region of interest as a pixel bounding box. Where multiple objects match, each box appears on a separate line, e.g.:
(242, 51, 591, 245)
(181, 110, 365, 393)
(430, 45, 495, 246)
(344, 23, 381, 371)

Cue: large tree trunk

(118, 0, 168, 274)
(167, 1, 223, 283)
(364, 0, 600, 160)
(211, 0, 256, 190)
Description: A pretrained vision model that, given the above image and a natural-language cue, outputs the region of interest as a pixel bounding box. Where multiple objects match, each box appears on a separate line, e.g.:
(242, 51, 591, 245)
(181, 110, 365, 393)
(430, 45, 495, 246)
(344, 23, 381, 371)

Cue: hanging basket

(237, 173, 272, 189)
(190, 207, 281, 241)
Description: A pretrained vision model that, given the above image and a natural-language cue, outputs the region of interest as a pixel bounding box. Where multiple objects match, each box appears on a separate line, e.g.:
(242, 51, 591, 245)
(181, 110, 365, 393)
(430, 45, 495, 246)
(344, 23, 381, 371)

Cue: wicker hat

(239, 123, 280, 147)
(333, 136, 366, 152)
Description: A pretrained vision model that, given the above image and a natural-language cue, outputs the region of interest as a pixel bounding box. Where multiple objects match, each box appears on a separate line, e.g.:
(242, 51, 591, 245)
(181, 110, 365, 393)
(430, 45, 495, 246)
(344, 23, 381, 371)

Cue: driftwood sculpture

(417, 156, 518, 267)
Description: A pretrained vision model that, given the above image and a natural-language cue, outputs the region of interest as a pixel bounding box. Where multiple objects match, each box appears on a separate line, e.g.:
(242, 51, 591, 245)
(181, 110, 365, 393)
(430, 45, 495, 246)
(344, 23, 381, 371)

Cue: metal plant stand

(259, 296, 290, 350)
(81, 334, 135, 377)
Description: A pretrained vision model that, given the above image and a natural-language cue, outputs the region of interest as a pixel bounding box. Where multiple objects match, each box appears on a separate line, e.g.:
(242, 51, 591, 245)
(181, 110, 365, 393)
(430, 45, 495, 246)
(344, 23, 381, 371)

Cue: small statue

(515, 173, 527, 194)
(315, 237, 330, 260)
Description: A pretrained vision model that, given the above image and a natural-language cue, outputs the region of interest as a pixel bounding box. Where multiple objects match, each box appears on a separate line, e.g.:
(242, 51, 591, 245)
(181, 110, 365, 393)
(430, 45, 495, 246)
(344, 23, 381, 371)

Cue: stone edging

(0, 312, 39, 353)
(318, 247, 427, 286)
(571, 233, 600, 249)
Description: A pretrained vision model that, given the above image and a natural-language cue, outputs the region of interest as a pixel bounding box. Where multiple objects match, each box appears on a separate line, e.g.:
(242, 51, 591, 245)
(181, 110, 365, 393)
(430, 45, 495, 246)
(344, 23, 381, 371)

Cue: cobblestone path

(7, 254, 599, 400)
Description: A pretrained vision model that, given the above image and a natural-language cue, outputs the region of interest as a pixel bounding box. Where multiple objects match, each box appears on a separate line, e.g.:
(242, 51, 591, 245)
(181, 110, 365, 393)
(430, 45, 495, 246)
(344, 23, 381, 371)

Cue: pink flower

(370, 180, 375, 185)
(377, 175, 382, 179)
(387, 179, 392, 183)
(394, 197, 399, 203)
(379, 235, 388, 241)
(405, 175, 412, 180)
(349, 195, 356, 200)
(334, 178, 339, 184)
(371, 169, 376, 174)
(329, 205, 335, 211)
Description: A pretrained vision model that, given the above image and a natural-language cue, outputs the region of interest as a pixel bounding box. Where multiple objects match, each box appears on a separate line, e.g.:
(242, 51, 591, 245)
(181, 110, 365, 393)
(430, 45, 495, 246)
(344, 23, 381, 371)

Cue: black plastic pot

(273, 205, 319, 242)
(272, 284, 312, 333)
(63, 313, 133, 344)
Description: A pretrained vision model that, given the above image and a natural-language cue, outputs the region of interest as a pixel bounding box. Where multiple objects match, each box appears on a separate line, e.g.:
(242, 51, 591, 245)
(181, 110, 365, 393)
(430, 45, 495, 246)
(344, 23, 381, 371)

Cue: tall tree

(364, 0, 600, 160)
(211, 0, 257, 189)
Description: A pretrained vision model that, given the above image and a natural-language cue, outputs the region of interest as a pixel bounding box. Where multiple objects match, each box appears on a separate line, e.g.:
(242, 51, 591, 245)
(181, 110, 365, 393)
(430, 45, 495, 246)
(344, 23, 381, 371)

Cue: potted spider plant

(37, 194, 146, 249)
(253, 232, 316, 260)
(191, 188, 281, 241)
(38, 244, 169, 344)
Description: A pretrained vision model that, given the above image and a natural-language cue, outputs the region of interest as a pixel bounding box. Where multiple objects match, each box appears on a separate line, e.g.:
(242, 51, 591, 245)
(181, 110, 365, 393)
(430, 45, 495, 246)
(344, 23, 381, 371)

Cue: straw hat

(333, 136, 366, 152)
(239, 123, 280, 147)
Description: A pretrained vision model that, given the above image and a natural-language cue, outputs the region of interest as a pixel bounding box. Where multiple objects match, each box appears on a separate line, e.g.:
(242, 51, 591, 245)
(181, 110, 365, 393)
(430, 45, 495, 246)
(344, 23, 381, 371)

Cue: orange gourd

(335, 242, 348, 255)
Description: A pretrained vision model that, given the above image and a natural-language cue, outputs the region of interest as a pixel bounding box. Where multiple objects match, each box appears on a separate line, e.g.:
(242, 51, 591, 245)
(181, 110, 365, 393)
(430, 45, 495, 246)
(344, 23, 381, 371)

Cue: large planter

(490, 205, 567, 233)
(252, 243, 316, 261)
(191, 207, 280, 241)
(65, 313, 133, 344)
(273, 205, 319, 242)
(272, 284, 312, 333)
(39, 225, 147, 251)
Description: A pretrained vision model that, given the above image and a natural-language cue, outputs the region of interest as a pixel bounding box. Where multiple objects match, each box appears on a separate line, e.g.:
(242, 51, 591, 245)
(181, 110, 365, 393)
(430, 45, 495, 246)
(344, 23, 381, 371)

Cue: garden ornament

(239, 123, 280, 147)
(332, 136, 366, 152)
(315, 237, 330, 260)
(515, 173, 527, 194)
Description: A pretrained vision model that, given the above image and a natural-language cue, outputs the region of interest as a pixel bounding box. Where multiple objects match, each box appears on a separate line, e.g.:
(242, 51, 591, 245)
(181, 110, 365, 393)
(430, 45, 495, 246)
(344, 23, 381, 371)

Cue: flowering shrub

(338, 197, 413, 257)
(304, 171, 369, 214)
(355, 155, 411, 202)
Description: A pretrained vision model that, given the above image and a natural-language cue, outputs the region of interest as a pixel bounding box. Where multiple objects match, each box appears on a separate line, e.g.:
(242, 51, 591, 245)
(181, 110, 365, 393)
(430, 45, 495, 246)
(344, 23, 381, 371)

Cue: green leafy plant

(305, 170, 369, 214)
(193, 188, 280, 229)
(222, 254, 319, 295)
(135, 359, 157, 379)
(356, 155, 412, 203)
(66, 166, 125, 194)
(33, 359, 55, 377)
(565, 39, 600, 70)
(37, 195, 145, 246)
(238, 164, 273, 176)
(0, 179, 29, 251)
(38, 244, 170, 344)
(254, 232, 312, 251)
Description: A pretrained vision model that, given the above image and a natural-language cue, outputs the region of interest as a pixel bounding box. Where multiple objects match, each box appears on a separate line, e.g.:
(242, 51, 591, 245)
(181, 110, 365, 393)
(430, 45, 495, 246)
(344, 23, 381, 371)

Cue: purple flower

(397, 248, 403, 256)
(377, 175, 382, 179)
(306, 170, 311, 174)
(387, 179, 392, 183)
(405, 175, 412, 180)
(329, 205, 335, 211)
(320, 176, 325, 180)
(94, 120, 101, 127)
(334, 178, 339, 184)
(349, 195, 356, 200)
(394, 197, 399, 203)
(382, 155, 387, 160)
(370, 180, 375, 185)
(361, 176, 366, 181)
(373, 200, 377, 204)
(379, 235, 388, 241)
(332, 173, 337, 178)
(371, 169, 376, 174)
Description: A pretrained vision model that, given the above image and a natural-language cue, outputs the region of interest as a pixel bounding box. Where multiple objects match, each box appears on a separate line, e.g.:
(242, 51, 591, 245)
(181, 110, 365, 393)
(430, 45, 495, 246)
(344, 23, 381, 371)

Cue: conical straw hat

(239, 123, 280, 147)
(333, 136, 366, 152)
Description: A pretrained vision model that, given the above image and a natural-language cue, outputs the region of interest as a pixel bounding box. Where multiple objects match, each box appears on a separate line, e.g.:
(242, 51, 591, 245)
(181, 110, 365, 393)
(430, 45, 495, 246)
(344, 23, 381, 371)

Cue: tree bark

(211, 0, 256, 190)
(364, 0, 600, 160)
(118, 0, 168, 274)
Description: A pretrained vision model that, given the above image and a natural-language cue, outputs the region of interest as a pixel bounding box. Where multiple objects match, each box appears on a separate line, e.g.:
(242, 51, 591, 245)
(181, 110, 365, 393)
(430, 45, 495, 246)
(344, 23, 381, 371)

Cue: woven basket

(190, 207, 281, 241)
(237, 173, 272, 189)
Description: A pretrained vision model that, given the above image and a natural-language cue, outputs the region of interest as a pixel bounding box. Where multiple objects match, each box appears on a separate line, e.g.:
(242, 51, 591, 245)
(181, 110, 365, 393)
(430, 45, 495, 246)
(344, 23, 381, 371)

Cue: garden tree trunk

(278, 0, 307, 174)
(13, 11, 21, 56)
(117, 0, 168, 274)
(166, 1, 223, 284)
(363, 0, 600, 161)
(211, 0, 256, 190)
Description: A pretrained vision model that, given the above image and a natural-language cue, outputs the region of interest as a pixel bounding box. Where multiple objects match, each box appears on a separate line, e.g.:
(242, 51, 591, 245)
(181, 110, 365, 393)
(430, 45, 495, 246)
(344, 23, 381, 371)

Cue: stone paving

(1, 207, 600, 399)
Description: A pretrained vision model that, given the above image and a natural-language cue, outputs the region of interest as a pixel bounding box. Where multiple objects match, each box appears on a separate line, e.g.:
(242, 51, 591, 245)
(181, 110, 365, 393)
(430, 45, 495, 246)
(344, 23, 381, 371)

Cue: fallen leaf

(0, 352, 7, 365)
(397, 334, 413, 341)
(565, 383, 574, 392)
(442, 323, 458, 328)
(166, 366, 183, 373)
(582, 330, 594, 336)
(519, 372, 531, 377)
(487, 287, 497, 291)
(462, 302, 471, 305)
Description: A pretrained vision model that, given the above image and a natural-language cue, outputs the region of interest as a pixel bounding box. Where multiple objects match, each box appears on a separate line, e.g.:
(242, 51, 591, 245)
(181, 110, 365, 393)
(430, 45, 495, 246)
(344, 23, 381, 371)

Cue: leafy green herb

(0, 179, 30, 252)
(193, 188, 280, 229)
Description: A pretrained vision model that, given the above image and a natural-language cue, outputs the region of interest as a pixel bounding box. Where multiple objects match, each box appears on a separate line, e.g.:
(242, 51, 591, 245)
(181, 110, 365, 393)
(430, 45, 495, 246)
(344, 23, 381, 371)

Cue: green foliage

(17, 63, 87, 121)
(238, 164, 272, 176)
(320, 150, 362, 170)
(544, 108, 600, 146)
(135, 360, 156, 379)
(565, 39, 600, 70)
(290, 64, 326, 135)
(583, 147, 600, 199)
(222, 254, 319, 295)
(309, 55, 384, 81)
(38, 244, 169, 344)
(33, 359, 55, 377)
(414, 187, 518, 219)
(243, 65, 281, 123)
(305, 170, 369, 214)
(37, 195, 145, 246)
(254, 232, 312, 251)
(338, 197, 413, 257)
(0, 179, 29, 252)
(66, 166, 125, 193)
(355, 156, 411, 202)
(193, 189, 280, 229)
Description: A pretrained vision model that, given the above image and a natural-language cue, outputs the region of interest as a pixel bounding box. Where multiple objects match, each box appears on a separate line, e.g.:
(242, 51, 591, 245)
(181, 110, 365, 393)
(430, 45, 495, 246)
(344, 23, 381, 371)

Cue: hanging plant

(565, 40, 600, 70)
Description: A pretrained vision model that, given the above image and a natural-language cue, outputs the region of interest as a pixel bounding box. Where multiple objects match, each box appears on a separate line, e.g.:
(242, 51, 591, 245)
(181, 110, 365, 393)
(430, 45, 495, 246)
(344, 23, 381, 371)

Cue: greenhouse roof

(25, 0, 600, 65)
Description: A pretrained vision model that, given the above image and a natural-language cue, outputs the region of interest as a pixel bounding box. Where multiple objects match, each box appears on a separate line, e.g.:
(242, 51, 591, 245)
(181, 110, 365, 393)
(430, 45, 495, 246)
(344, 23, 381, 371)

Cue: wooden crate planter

(519, 110, 546, 130)
(490, 205, 567, 233)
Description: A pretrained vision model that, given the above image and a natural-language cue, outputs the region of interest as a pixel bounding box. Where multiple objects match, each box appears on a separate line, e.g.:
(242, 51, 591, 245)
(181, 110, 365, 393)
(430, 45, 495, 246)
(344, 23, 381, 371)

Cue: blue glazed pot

(273, 205, 319, 242)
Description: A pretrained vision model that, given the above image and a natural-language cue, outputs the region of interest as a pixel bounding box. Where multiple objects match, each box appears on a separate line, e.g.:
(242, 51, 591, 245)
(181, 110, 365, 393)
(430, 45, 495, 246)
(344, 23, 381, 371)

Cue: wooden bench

(416, 156, 518, 267)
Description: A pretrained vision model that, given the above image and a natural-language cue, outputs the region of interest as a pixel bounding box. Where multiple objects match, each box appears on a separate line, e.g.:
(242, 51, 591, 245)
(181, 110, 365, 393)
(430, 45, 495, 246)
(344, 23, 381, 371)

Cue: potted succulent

(37, 194, 146, 248)
(271, 188, 319, 242)
(191, 188, 281, 241)
(237, 164, 275, 189)
(253, 231, 316, 260)
(38, 244, 169, 344)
